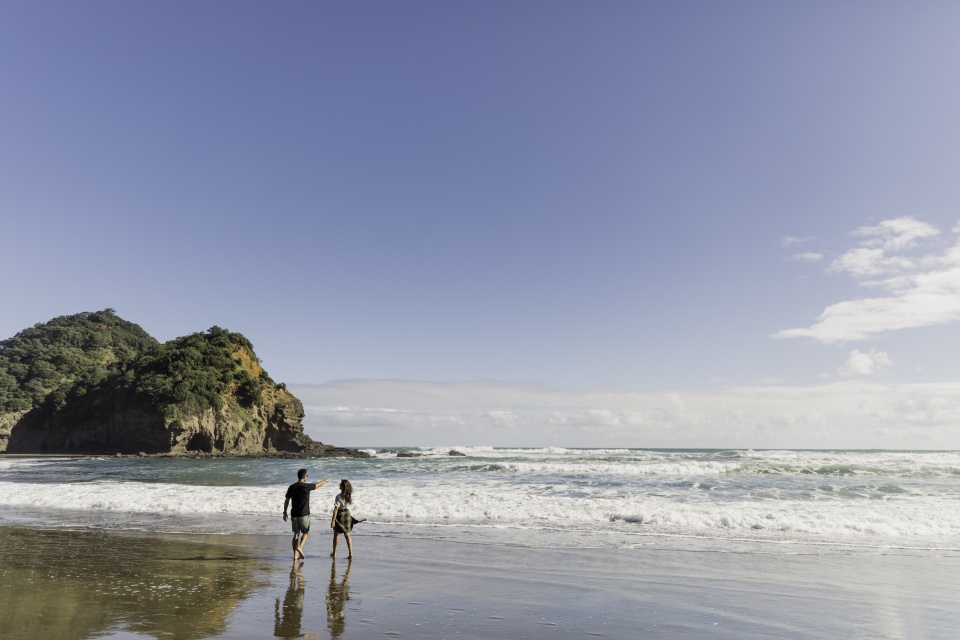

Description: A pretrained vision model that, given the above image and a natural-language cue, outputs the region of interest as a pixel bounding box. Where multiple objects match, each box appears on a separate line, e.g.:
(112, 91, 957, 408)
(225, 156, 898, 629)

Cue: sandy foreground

(0, 525, 957, 639)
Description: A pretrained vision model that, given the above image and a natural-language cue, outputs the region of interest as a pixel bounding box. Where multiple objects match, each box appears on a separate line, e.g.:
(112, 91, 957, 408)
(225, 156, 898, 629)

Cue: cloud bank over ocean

(294, 378, 960, 449)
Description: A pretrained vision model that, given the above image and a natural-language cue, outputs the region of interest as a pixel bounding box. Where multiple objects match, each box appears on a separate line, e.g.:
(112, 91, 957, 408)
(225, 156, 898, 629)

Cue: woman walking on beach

(330, 479, 354, 559)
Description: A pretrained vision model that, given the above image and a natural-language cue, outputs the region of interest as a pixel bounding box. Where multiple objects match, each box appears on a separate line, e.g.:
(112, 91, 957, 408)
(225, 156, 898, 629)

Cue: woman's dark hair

(339, 479, 352, 504)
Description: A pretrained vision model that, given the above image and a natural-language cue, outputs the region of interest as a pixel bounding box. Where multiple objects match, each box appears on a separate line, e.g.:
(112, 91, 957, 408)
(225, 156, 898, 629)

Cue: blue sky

(4, 2, 960, 448)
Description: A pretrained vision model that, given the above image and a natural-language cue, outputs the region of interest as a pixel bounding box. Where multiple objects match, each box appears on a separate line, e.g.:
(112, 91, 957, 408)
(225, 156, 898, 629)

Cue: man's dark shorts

(291, 516, 310, 534)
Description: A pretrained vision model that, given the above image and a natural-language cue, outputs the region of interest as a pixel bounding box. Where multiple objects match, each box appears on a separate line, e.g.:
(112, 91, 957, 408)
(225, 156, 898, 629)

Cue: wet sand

(1, 526, 957, 639)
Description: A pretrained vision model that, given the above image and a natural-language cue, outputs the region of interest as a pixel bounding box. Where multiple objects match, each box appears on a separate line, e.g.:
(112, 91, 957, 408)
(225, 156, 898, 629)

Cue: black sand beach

(1, 525, 957, 639)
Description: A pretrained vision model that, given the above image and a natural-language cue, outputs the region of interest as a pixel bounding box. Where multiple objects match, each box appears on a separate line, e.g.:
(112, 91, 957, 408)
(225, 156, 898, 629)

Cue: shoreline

(2, 524, 958, 639)
(0, 449, 369, 459)
(0, 453, 92, 458)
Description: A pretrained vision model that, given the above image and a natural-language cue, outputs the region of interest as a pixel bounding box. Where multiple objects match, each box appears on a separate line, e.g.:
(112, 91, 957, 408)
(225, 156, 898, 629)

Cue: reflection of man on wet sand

(283, 469, 331, 562)
(274, 565, 305, 639)
(326, 559, 352, 638)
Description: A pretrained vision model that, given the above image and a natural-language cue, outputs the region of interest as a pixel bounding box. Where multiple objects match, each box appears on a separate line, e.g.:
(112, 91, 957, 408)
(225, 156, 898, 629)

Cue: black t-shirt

(286, 482, 319, 517)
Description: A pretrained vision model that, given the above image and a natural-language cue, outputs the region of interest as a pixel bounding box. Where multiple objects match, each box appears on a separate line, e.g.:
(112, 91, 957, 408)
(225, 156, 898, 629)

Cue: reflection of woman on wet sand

(326, 559, 351, 638)
(273, 565, 304, 639)
(330, 479, 354, 559)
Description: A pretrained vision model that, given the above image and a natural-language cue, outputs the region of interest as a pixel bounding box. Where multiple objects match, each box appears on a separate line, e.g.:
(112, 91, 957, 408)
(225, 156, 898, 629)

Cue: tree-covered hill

(126, 326, 274, 415)
(0, 309, 158, 413)
(0, 310, 366, 457)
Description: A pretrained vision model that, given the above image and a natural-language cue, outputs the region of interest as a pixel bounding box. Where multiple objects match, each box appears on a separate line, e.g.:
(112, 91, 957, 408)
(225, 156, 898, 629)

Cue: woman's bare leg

(344, 532, 353, 558)
(331, 531, 339, 557)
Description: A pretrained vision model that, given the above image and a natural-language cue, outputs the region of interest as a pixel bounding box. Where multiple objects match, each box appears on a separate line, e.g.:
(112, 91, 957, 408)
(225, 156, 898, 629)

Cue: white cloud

(827, 217, 939, 278)
(292, 379, 960, 449)
(838, 349, 893, 376)
(852, 217, 939, 252)
(789, 252, 824, 262)
(776, 266, 960, 342)
(828, 247, 915, 277)
(776, 218, 960, 343)
(781, 236, 813, 246)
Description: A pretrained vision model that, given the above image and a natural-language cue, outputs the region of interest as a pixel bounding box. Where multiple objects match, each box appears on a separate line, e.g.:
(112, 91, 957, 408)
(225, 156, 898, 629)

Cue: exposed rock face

(6, 396, 168, 454)
(0, 410, 28, 453)
(3, 376, 366, 457)
(0, 311, 368, 458)
(162, 387, 362, 457)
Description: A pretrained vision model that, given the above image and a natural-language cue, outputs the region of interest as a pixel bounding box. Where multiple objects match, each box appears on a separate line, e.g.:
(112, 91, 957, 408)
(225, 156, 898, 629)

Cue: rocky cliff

(0, 310, 367, 457)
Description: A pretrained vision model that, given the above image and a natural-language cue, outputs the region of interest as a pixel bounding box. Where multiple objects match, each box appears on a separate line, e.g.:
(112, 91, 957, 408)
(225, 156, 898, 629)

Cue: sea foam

(2, 448, 958, 550)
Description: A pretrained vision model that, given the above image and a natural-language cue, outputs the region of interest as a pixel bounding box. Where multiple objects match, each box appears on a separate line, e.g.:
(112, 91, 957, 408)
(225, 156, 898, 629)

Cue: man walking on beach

(283, 469, 331, 561)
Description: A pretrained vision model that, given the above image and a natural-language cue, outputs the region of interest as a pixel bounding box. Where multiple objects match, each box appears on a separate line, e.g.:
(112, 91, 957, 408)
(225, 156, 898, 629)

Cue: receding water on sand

(0, 527, 271, 640)
(2, 526, 958, 639)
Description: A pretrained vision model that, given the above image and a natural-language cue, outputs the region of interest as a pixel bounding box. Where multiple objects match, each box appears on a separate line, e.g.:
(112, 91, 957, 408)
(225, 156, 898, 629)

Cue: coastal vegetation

(127, 326, 274, 415)
(0, 310, 274, 419)
(0, 309, 365, 456)
(0, 309, 157, 413)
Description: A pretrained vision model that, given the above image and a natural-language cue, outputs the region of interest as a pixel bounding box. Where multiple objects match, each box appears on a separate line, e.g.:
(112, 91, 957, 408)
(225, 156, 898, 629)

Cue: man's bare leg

(296, 532, 309, 560)
(292, 533, 302, 561)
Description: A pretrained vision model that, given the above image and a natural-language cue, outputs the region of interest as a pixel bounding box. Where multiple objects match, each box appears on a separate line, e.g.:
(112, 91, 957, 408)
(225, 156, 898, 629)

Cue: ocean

(3, 447, 959, 557)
